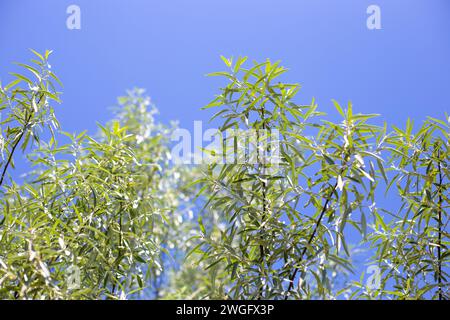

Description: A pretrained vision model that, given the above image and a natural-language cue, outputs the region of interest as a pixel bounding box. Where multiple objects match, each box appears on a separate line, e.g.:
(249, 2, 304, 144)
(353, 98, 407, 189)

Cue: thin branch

(0, 113, 33, 187)
(284, 179, 338, 299)
(256, 105, 268, 300)
(0, 93, 43, 187)
(437, 148, 443, 300)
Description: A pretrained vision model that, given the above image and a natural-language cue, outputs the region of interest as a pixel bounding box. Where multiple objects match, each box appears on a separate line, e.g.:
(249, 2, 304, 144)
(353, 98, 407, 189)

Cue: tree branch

(0, 93, 43, 187)
(437, 148, 443, 300)
(256, 106, 268, 300)
(0, 113, 33, 187)
(284, 179, 338, 299)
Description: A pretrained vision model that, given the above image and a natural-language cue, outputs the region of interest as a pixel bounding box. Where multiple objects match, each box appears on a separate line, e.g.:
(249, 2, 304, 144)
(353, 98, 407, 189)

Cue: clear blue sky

(1, 0, 449, 135)
(1, 0, 449, 296)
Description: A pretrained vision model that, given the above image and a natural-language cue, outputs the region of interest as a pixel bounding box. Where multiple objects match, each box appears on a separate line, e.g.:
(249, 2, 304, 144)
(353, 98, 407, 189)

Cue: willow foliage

(192, 57, 449, 300)
(0, 52, 195, 299)
(355, 117, 450, 299)
(0, 52, 448, 300)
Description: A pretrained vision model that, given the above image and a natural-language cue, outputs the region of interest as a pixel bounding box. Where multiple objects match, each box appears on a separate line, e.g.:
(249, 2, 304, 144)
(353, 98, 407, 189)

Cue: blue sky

(1, 0, 449, 296)
(1, 0, 449, 136)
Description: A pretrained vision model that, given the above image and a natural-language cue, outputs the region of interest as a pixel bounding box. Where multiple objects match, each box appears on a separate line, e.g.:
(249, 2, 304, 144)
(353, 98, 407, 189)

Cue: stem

(284, 179, 338, 299)
(437, 148, 443, 300)
(256, 106, 268, 299)
(0, 113, 33, 187)
(0, 92, 43, 187)
(4, 104, 36, 299)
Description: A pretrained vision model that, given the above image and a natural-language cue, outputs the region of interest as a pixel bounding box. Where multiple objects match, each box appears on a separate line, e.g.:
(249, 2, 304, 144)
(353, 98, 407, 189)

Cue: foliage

(192, 56, 449, 300)
(353, 117, 450, 299)
(0, 52, 448, 300)
(0, 52, 195, 299)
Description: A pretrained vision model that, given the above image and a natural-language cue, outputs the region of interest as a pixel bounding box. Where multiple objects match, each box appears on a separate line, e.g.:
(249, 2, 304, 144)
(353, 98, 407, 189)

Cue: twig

(284, 179, 338, 299)
(437, 148, 443, 300)
(256, 106, 268, 299)
(0, 114, 33, 187)
(0, 93, 43, 187)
